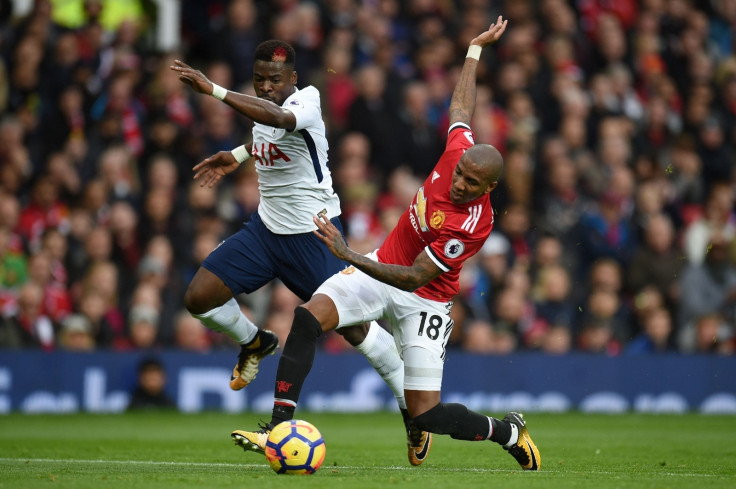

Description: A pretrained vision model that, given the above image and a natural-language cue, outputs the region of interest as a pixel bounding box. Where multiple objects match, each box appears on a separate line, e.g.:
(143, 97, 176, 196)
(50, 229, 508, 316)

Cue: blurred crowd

(1, 0, 735, 356)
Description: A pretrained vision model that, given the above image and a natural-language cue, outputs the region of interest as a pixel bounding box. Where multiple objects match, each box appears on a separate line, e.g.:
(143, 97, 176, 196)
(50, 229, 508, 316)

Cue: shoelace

(407, 422, 424, 447)
(257, 421, 273, 433)
(507, 443, 530, 464)
(235, 347, 251, 372)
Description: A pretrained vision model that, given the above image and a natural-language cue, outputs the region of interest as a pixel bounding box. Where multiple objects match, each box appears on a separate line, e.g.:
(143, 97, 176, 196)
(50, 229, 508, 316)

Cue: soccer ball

(264, 419, 326, 475)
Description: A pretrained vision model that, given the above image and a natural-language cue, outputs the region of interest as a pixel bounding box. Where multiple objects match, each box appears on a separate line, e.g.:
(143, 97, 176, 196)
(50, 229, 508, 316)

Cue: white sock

(504, 423, 519, 447)
(355, 321, 406, 410)
(191, 298, 258, 345)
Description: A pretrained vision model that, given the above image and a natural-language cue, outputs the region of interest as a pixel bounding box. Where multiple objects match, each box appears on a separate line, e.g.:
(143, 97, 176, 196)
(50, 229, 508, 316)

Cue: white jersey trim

(461, 204, 482, 234)
(425, 245, 451, 272)
(448, 122, 471, 134)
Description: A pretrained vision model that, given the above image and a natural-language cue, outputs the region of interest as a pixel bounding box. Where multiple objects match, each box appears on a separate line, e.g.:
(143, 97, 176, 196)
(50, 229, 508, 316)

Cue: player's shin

(270, 306, 323, 426)
(413, 402, 496, 441)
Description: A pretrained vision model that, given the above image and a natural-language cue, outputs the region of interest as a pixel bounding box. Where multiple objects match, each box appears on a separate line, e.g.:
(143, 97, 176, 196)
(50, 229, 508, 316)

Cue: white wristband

(211, 83, 227, 101)
(231, 145, 251, 164)
(466, 45, 482, 60)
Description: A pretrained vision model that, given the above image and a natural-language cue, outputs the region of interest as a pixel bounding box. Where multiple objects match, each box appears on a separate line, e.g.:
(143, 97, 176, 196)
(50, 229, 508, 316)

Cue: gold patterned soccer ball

(264, 420, 326, 475)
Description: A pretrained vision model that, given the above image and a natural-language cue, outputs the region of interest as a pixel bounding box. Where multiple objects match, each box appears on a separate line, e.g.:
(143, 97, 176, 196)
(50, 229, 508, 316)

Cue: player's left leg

(189, 214, 281, 390)
(395, 295, 540, 470)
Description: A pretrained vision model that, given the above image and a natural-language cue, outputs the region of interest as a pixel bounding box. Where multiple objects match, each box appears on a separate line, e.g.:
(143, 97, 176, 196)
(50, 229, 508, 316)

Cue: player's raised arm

(170, 60, 297, 130)
(448, 16, 508, 128)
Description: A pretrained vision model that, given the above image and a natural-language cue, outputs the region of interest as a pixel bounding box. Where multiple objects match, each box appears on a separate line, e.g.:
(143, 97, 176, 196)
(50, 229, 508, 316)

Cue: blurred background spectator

(0, 0, 734, 356)
(126, 356, 175, 411)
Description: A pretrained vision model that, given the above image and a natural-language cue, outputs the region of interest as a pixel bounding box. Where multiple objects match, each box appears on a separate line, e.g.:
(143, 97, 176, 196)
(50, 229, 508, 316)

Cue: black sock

(400, 408, 410, 423)
(269, 307, 322, 426)
(270, 405, 295, 428)
(489, 417, 512, 445)
(413, 403, 492, 441)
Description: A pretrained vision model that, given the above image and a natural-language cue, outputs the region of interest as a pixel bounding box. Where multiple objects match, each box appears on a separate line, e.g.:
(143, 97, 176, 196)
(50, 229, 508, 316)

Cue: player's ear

(484, 181, 498, 194)
(291, 70, 298, 85)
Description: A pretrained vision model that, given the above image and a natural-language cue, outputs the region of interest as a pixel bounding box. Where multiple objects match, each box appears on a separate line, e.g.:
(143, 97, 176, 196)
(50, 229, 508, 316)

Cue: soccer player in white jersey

(234, 19, 541, 470)
(170, 41, 431, 465)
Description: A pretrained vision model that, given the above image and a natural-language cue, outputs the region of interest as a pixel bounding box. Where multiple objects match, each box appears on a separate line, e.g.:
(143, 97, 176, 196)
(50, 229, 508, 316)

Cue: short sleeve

(425, 225, 488, 272)
(283, 87, 322, 132)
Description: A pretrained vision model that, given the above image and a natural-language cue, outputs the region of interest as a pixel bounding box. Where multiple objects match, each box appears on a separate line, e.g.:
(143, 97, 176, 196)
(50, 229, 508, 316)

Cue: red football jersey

(377, 123, 495, 302)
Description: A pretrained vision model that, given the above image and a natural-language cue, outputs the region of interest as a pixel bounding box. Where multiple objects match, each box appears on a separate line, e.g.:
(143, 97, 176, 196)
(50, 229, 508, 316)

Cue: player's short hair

(254, 40, 296, 67)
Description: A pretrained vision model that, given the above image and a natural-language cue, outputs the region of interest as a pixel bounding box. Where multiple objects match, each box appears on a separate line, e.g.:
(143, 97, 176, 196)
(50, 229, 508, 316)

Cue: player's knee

(183, 285, 204, 315)
(336, 323, 368, 346)
(292, 306, 323, 340)
(412, 403, 449, 435)
(184, 284, 216, 315)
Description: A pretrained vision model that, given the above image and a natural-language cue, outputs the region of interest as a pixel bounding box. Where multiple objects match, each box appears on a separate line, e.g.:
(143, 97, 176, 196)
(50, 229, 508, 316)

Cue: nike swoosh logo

(414, 434, 431, 460)
(525, 435, 539, 469)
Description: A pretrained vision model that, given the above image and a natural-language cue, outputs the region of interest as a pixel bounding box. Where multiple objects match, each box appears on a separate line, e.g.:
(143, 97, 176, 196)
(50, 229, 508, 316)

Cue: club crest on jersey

(341, 266, 356, 275)
(289, 99, 303, 108)
(444, 239, 465, 258)
(430, 210, 446, 230)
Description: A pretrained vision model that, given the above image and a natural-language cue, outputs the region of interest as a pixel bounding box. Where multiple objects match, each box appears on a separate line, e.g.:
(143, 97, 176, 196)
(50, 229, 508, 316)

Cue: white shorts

(314, 254, 454, 391)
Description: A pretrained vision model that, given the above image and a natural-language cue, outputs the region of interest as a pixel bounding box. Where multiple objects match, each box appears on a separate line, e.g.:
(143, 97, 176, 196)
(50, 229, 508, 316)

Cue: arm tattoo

(448, 58, 478, 127)
(340, 249, 443, 292)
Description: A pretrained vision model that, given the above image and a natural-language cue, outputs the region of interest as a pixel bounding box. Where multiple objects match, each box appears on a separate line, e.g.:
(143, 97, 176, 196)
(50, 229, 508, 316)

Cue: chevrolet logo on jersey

(414, 186, 429, 232)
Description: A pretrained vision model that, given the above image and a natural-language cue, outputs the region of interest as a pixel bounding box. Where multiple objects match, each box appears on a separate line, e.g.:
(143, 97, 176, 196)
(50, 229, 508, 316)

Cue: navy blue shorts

(202, 212, 348, 301)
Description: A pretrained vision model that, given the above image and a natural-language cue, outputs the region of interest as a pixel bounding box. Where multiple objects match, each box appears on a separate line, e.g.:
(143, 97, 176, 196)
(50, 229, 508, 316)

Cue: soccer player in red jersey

(234, 17, 540, 470)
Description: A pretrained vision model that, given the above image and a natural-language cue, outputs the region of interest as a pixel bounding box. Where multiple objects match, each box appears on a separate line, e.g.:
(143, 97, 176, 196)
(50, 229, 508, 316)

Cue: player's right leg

(408, 396, 539, 470)
(501, 412, 541, 470)
(186, 219, 280, 390)
(395, 292, 539, 470)
(185, 267, 278, 389)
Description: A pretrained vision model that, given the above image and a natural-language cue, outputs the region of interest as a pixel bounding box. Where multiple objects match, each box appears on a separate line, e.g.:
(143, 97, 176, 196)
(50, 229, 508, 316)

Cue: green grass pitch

(1, 411, 734, 488)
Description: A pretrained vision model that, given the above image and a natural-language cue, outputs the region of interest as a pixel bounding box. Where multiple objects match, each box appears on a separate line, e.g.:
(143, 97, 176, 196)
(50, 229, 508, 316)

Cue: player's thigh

(391, 295, 454, 391)
(274, 217, 349, 301)
(314, 267, 390, 327)
(202, 221, 276, 296)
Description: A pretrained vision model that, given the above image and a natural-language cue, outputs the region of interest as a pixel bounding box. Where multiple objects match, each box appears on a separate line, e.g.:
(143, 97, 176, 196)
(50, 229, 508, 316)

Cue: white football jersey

(250, 86, 341, 234)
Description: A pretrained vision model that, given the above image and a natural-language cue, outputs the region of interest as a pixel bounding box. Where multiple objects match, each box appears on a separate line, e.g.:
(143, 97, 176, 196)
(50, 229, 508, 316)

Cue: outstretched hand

(313, 213, 350, 260)
(169, 59, 214, 95)
(192, 151, 240, 188)
(470, 15, 508, 48)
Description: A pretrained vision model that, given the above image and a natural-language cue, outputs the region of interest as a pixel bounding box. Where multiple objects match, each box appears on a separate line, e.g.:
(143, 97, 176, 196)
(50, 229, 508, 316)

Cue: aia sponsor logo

(252, 142, 291, 166)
